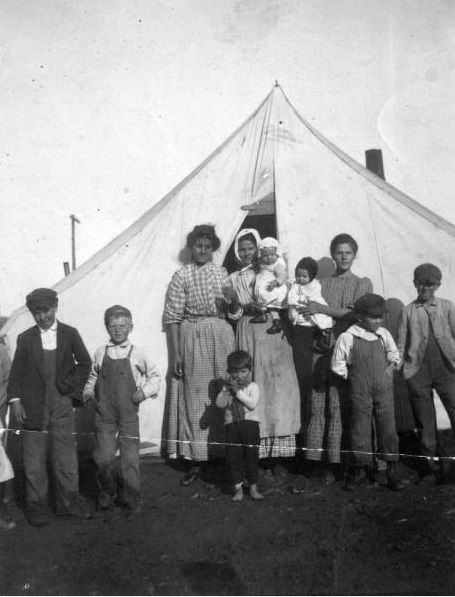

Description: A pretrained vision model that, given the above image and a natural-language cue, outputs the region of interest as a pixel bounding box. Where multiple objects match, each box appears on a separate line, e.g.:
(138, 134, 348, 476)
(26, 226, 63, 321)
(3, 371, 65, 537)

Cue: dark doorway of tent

(223, 192, 276, 273)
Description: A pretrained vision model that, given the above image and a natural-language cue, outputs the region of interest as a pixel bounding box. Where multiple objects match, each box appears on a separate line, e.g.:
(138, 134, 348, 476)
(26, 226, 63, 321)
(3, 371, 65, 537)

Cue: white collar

(107, 339, 131, 349)
(347, 324, 388, 341)
(38, 320, 58, 334)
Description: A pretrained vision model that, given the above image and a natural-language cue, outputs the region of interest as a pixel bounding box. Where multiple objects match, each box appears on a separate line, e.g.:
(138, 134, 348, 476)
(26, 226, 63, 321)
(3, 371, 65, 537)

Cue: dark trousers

(22, 394, 79, 506)
(94, 403, 140, 501)
(349, 385, 398, 467)
(407, 360, 455, 459)
(291, 326, 315, 437)
(225, 421, 260, 486)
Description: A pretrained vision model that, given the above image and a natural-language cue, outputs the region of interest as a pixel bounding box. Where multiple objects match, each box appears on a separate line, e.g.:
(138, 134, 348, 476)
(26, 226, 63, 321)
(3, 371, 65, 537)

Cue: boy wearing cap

(397, 263, 455, 481)
(7, 288, 92, 526)
(331, 293, 404, 490)
(82, 305, 160, 515)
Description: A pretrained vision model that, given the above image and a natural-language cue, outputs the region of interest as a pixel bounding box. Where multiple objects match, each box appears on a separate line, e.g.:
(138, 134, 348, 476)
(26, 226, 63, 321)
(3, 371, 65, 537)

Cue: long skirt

(236, 312, 301, 458)
(305, 352, 350, 463)
(167, 317, 235, 461)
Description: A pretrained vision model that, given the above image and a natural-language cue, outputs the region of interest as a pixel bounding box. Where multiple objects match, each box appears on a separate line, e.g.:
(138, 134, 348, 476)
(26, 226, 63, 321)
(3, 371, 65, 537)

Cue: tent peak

(274, 79, 280, 87)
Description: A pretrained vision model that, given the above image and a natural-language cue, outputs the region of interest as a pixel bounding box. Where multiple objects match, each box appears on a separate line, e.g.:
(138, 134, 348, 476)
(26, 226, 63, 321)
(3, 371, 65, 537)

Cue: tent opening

(223, 193, 276, 273)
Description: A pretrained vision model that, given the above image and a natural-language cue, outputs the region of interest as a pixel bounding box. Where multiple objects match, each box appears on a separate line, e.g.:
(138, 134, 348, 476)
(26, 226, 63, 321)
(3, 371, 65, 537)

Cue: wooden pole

(63, 262, 70, 276)
(365, 149, 385, 180)
(70, 214, 80, 271)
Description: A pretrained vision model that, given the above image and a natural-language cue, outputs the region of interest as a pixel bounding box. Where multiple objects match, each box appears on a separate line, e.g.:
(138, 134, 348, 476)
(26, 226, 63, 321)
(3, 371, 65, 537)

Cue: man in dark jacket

(8, 288, 92, 526)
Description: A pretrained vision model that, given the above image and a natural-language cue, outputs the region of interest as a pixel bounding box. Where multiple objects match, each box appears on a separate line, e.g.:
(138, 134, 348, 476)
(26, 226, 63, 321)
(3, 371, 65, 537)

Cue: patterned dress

(229, 267, 301, 458)
(164, 262, 235, 461)
(305, 271, 373, 463)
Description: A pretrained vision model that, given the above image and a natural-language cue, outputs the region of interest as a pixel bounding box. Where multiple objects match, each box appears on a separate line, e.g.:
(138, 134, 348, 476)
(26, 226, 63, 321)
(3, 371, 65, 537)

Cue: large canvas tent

(3, 83, 455, 449)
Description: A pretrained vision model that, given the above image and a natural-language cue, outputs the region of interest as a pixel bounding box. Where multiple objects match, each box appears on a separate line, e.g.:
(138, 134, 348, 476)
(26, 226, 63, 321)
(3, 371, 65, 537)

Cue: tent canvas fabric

(3, 84, 455, 448)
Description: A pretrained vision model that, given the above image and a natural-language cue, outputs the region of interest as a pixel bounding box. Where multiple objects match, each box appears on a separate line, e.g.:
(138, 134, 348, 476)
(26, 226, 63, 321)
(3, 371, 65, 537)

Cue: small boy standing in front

(83, 305, 160, 514)
(216, 350, 263, 502)
(397, 264, 455, 481)
(331, 294, 404, 491)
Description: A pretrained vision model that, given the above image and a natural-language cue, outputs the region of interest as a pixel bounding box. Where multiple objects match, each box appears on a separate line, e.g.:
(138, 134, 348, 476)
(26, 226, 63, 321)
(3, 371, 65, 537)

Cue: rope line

(2, 427, 454, 461)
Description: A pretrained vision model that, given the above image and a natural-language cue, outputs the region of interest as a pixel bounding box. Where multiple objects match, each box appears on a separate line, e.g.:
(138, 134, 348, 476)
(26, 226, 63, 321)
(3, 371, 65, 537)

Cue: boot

(25, 501, 52, 527)
(266, 319, 283, 334)
(344, 467, 368, 491)
(250, 312, 267, 324)
(386, 461, 405, 491)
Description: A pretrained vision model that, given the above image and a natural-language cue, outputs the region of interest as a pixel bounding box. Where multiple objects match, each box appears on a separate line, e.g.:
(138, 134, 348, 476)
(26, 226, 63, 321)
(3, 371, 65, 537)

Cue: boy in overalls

(83, 305, 160, 514)
(331, 293, 404, 491)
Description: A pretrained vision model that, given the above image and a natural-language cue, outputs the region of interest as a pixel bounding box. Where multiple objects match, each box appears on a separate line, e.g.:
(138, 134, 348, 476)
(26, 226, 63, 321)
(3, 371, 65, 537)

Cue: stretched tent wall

(3, 84, 455, 448)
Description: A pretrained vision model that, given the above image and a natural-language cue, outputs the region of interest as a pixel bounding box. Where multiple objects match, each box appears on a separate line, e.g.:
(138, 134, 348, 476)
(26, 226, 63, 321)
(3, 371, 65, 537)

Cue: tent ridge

(278, 87, 455, 239)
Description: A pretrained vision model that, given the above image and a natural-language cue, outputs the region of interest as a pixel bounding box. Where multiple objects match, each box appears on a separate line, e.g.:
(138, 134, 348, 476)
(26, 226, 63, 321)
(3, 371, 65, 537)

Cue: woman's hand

(300, 301, 327, 316)
(174, 353, 183, 379)
(131, 389, 146, 404)
(11, 401, 26, 426)
(266, 280, 280, 291)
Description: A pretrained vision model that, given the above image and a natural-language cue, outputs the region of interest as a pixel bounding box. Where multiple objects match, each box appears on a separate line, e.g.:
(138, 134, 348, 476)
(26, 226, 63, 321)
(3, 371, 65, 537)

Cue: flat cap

(26, 288, 58, 312)
(354, 293, 388, 317)
(414, 263, 442, 285)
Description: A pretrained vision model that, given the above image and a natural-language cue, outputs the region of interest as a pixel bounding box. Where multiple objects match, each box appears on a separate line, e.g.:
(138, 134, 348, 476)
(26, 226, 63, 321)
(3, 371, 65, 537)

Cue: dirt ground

(2, 445, 455, 597)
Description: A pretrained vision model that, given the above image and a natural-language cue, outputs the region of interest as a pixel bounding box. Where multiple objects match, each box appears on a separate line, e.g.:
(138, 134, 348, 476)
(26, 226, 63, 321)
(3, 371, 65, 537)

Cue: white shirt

(331, 324, 400, 379)
(84, 340, 160, 399)
(39, 320, 58, 350)
(216, 381, 260, 424)
(288, 279, 333, 329)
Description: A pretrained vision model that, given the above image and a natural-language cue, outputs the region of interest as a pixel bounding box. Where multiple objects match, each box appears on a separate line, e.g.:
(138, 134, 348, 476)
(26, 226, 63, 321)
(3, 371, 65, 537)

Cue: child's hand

(10, 401, 26, 426)
(227, 379, 240, 394)
(266, 280, 280, 291)
(82, 391, 94, 407)
(385, 363, 396, 378)
(132, 389, 146, 404)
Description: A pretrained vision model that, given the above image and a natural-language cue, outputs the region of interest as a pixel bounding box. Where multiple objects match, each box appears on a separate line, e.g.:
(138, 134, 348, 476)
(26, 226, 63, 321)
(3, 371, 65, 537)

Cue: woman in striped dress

(226, 229, 301, 464)
(302, 233, 373, 482)
(164, 225, 235, 485)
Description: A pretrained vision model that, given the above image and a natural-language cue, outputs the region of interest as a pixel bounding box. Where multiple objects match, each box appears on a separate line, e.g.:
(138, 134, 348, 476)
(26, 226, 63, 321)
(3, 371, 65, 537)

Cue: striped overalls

(348, 336, 399, 467)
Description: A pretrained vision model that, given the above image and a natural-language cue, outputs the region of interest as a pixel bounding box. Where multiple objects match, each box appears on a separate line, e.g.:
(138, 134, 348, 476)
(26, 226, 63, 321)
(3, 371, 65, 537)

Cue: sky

(1, 0, 455, 314)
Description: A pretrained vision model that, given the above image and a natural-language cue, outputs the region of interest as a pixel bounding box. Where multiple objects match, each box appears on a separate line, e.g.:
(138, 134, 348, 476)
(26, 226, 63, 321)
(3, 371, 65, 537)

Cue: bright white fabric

(288, 279, 333, 329)
(39, 320, 58, 350)
(255, 257, 288, 308)
(331, 324, 400, 379)
(233, 228, 261, 263)
(0, 420, 13, 483)
(259, 237, 282, 254)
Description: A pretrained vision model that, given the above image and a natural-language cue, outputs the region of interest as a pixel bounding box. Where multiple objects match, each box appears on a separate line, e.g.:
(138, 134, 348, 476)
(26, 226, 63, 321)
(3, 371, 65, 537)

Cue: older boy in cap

(397, 263, 455, 481)
(331, 293, 404, 490)
(83, 305, 160, 515)
(7, 288, 92, 526)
